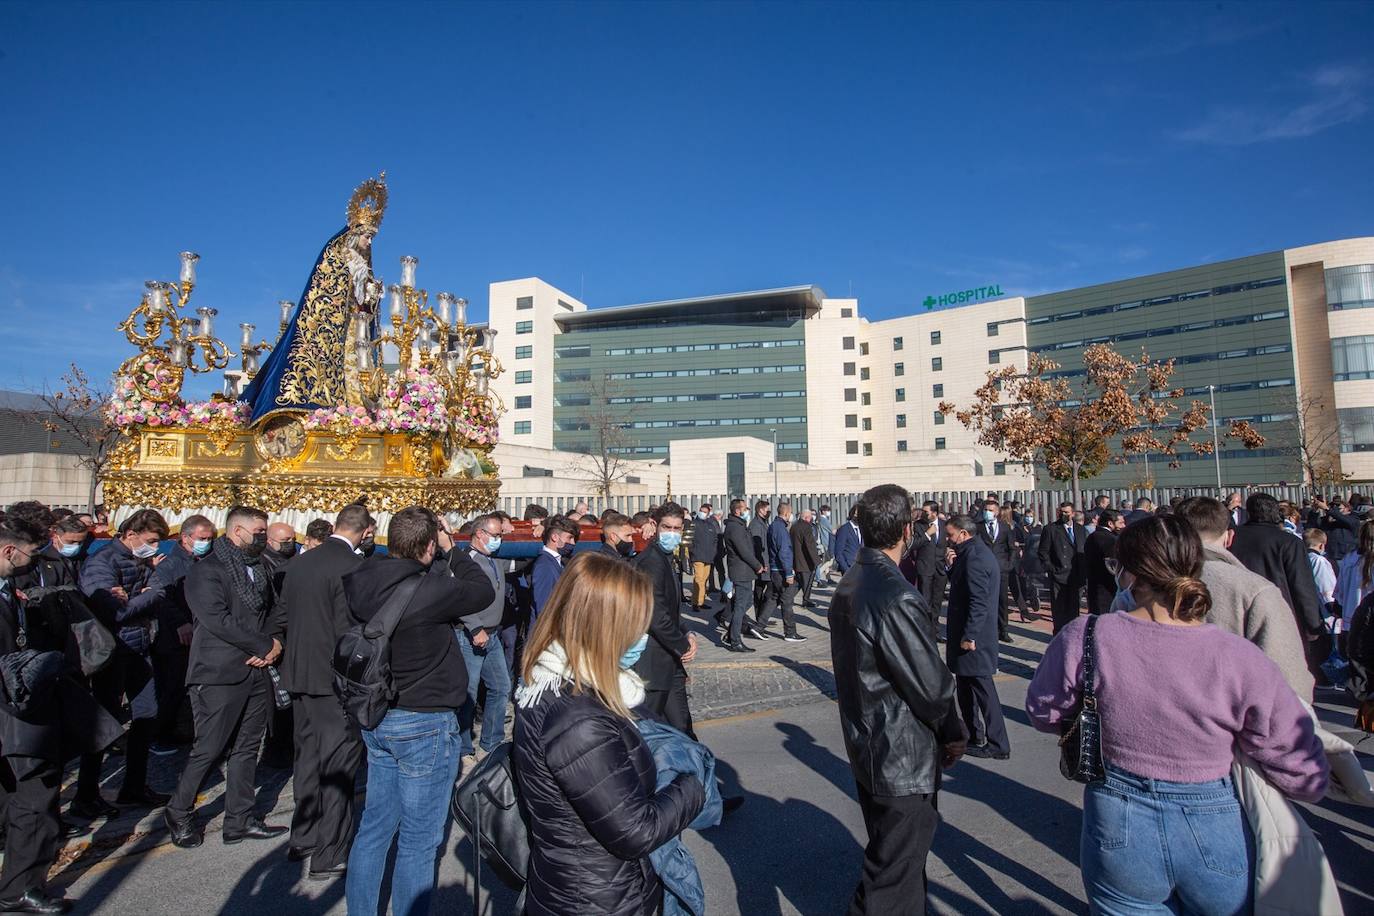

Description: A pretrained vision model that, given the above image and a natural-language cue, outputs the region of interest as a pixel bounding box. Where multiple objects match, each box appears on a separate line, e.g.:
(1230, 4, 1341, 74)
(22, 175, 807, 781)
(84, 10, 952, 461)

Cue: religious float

(100, 174, 503, 530)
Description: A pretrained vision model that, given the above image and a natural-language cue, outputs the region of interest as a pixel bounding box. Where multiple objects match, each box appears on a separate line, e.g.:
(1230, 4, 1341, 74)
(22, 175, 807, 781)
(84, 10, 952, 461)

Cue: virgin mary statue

(240, 174, 386, 423)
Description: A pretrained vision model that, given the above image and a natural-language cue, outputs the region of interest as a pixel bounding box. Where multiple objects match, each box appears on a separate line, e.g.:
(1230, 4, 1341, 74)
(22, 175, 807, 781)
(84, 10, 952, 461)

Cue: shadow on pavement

(700, 757, 860, 916)
(775, 719, 1087, 915)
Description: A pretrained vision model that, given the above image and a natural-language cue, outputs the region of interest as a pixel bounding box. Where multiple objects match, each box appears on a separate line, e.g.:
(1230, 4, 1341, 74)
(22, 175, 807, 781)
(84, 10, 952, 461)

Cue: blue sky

(3, 0, 1371, 394)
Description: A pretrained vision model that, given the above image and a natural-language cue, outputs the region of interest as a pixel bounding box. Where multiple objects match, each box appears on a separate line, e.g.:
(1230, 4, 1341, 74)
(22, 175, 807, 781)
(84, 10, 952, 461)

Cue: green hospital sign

(923, 284, 1005, 309)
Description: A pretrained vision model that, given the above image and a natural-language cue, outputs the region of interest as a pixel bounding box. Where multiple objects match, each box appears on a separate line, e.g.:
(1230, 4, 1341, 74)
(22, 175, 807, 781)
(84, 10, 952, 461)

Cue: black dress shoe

(0, 888, 71, 914)
(723, 640, 756, 653)
(69, 796, 120, 820)
(965, 745, 1010, 760)
(743, 625, 771, 641)
(164, 811, 203, 849)
(58, 821, 91, 841)
(999, 634, 1013, 644)
(307, 863, 347, 881)
(223, 817, 288, 844)
(116, 787, 171, 808)
(287, 846, 313, 862)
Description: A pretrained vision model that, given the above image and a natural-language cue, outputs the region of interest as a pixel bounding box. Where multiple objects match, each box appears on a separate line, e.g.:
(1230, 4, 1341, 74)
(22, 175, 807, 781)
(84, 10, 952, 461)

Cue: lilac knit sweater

(1026, 613, 1328, 802)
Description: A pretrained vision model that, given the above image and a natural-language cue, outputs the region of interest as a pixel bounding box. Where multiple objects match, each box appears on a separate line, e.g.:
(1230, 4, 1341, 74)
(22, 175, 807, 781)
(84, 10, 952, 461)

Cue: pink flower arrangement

(106, 374, 189, 428)
(185, 399, 250, 427)
(375, 367, 450, 434)
(450, 395, 500, 447)
(303, 404, 380, 432)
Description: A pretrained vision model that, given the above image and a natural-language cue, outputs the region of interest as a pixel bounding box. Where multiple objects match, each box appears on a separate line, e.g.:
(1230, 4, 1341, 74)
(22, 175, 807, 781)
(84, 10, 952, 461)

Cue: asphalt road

(36, 583, 1374, 915)
(53, 666, 1374, 915)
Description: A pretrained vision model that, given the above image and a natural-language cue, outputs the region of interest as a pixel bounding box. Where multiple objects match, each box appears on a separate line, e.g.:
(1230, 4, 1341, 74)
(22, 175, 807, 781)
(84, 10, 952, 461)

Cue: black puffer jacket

(514, 688, 704, 916)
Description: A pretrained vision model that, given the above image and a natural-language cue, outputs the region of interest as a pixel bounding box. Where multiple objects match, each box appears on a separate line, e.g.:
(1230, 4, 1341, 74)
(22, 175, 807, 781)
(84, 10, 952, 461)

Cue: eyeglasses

(1104, 557, 1121, 577)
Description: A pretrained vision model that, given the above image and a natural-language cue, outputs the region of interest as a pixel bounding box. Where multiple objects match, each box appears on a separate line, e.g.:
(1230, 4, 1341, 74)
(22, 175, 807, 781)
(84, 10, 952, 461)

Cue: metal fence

(496, 483, 1374, 521)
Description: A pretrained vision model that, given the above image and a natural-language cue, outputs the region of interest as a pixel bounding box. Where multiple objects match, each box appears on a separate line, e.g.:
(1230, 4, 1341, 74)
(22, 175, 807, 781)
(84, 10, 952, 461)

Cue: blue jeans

(728, 578, 755, 644)
(346, 709, 462, 916)
(1082, 766, 1253, 915)
(456, 628, 512, 755)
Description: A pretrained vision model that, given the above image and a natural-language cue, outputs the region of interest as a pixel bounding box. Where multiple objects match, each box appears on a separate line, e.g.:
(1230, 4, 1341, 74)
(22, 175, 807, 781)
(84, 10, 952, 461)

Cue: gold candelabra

(115, 252, 233, 403)
(364, 255, 502, 411)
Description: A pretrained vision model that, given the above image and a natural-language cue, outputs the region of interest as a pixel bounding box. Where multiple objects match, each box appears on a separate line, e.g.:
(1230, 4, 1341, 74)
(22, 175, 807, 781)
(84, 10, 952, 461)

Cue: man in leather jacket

(828, 484, 966, 915)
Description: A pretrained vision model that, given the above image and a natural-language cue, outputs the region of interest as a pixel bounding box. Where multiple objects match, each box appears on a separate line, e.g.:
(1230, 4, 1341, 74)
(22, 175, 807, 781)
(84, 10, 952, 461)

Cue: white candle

(437, 292, 452, 326)
(279, 299, 294, 325)
(240, 323, 254, 349)
(476, 372, 489, 396)
(455, 297, 468, 326)
(357, 342, 372, 371)
(170, 340, 188, 367)
(400, 256, 417, 288)
(245, 350, 260, 375)
(197, 307, 216, 339)
(145, 281, 164, 315)
(180, 251, 199, 285)
(389, 284, 403, 318)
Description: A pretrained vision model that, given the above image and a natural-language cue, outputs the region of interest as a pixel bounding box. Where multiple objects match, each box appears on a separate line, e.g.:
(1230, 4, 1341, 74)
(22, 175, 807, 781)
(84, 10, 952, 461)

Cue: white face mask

(131, 541, 158, 560)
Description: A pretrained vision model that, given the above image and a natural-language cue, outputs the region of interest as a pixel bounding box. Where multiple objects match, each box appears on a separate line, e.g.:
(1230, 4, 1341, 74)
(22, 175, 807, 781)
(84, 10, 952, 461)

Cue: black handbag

(451, 741, 529, 896)
(1059, 613, 1105, 783)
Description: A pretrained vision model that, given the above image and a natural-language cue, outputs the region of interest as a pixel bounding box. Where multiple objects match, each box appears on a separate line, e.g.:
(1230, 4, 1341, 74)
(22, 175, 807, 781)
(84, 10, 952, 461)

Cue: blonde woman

(514, 553, 705, 916)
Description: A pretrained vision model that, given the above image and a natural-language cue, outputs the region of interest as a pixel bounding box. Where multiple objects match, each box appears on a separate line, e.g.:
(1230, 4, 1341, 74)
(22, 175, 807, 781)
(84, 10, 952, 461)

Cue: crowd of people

(0, 484, 1370, 914)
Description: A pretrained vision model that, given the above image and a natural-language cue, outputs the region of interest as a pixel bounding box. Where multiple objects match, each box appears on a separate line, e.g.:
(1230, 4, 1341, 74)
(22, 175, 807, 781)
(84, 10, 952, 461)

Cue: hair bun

(1167, 575, 1211, 622)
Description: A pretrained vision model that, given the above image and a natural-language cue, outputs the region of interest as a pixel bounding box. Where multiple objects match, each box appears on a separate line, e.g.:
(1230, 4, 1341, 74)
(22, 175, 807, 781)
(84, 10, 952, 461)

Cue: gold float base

(103, 427, 500, 515)
(102, 470, 500, 515)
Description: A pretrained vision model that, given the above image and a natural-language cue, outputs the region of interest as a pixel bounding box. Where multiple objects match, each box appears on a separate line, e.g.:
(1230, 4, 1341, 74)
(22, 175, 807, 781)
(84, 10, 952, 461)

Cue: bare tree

(17, 363, 124, 512)
(564, 375, 637, 497)
(1277, 393, 1350, 486)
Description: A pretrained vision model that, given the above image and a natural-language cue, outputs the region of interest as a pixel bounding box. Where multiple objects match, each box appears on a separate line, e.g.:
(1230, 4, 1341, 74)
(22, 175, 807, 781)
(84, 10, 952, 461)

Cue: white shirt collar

(330, 533, 357, 549)
(543, 545, 562, 565)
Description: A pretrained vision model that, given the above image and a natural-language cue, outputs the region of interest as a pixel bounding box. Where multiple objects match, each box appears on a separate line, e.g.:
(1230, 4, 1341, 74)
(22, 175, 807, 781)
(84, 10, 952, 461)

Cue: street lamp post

(1208, 384, 1222, 491)
(770, 428, 779, 505)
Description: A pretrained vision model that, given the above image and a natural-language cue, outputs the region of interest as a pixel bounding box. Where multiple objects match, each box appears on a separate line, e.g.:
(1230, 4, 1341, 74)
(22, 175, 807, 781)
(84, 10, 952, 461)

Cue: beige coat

(1202, 547, 1314, 699)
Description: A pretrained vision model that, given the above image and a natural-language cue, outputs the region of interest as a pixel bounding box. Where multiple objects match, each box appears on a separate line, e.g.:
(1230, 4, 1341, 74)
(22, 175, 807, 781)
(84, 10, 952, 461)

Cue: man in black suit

(1085, 495, 1111, 528)
(165, 505, 288, 850)
(945, 514, 1009, 760)
(790, 509, 822, 609)
(1010, 509, 1042, 622)
(977, 499, 1014, 643)
(1084, 509, 1124, 615)
(277, 504, 372, 878)
(722, 499, 763, 652)
(598, 511, 635, 562)
(920, 501, 949, 619)
(632, 502, 698, 736)
(1230, 493, 1324, 660)
(1039, 502, 1087, 634)
(1123, 497, 1155, 526)
(901, 510, 941, 640)
(1225, 492, 1248, 530)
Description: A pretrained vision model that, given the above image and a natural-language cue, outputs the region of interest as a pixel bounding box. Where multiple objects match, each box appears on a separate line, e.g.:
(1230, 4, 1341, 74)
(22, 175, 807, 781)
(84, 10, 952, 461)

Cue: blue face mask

(192, 539, 213, 556)
(620, 633, 649, 669)
(59, 542, 81, 558)
(984, 510, 997, 522)
(484, 535, 502, 554)
(1110, 573, 1137, 613)
(658, 531, 682, 552)
(742, 511, 751, 523)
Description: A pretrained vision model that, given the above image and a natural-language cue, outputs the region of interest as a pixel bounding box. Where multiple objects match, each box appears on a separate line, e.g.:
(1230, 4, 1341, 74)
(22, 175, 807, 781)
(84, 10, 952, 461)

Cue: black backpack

(332, 571, 424, 729)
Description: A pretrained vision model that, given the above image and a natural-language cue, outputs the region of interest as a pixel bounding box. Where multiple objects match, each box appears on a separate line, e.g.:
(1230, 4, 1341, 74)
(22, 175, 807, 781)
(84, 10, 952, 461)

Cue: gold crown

(346, 171, 388, 231)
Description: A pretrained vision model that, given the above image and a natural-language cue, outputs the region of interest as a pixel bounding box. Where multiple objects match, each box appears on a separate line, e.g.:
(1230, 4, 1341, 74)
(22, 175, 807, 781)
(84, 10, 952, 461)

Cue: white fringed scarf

(514, 640, 646, 710)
